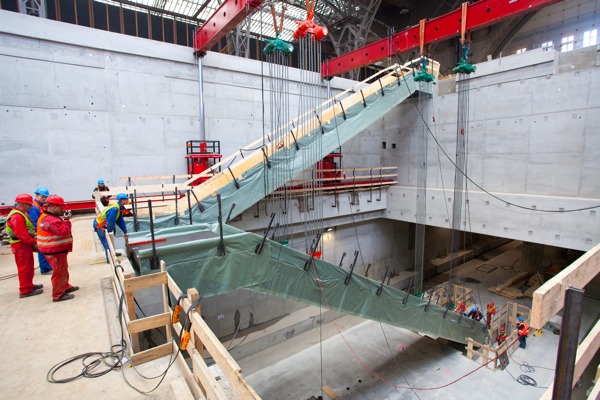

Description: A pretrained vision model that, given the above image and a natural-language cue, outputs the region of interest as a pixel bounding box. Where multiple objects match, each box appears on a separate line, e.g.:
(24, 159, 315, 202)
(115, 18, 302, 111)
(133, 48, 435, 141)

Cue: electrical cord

(47, 263, 196, 394)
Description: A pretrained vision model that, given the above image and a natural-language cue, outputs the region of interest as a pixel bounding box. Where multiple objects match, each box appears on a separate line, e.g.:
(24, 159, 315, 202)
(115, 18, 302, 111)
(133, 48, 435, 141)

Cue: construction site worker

(467, 307, 483, 321)
(456, 302, 467, 315)
(28, 187, 53, 275)
(496, 326, 508, 345)
(37, 195, 79, 302)
(517, 317, 530, 349)
(486, 301, 497, 329)
(93, 179, 111, 207)
(93, 193, 129, 262)
(6, 194, 43, 298)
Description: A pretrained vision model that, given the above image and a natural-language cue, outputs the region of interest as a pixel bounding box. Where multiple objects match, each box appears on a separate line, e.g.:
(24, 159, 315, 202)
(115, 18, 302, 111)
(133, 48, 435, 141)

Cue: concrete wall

(0, 10, 354, 204)
(385, 46, 600, 251)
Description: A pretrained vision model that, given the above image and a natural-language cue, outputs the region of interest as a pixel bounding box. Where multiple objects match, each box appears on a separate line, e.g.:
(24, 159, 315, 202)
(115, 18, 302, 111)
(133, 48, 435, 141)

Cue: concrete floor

(0, 216, 186, 399)
(239, 241, 600, 400)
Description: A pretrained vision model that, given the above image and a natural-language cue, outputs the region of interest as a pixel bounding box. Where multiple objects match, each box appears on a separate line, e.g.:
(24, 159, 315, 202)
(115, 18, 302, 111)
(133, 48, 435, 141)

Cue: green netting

(128, 74, 427, 233)
(130, 223, 487, 344)
(120, 74, 484, 344)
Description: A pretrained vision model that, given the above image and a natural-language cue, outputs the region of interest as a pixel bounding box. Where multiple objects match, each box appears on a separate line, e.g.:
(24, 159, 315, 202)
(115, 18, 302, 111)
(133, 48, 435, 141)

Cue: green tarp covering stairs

(127, 65, 488, 344)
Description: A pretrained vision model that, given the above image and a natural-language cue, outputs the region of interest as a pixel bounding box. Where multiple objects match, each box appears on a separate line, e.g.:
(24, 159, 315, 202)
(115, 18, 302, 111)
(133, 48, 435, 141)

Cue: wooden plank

(102, 183, 188, 196)
(188, 288, 205, 358)
(123, 271, 167, 293)
(127, 312, 171, 334)
(322, 385, 338, 399)
(588, 377, 600, 400)
(167, 274, 260, 399)
(574, 319, 600, 387)
(172, 342, 205, 400)
(120, 174, 192, 181)
(531, 242, 600, 329)
(130, 342, 172, 366)
(160, 261, 173, 344)
(191, 348, 228, 400)
(170, 377, 195, 400)
(537, 320, 600, 399)
(496, 271, 529, 292)
(189, 312, 261, 399)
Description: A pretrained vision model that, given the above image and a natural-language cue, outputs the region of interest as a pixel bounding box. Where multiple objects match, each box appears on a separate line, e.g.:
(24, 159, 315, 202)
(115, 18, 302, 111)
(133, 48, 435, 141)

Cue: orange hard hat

(14, 194, 33, 205)
(46, 195, 66, 207)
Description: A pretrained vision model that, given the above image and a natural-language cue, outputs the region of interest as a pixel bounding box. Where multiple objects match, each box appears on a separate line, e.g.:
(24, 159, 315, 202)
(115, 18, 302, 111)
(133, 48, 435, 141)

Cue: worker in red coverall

(496, 326, 508, 346)
(37, 195, 79, 302)
(486, 301, 497, 329)
(6, 194, 44, 298)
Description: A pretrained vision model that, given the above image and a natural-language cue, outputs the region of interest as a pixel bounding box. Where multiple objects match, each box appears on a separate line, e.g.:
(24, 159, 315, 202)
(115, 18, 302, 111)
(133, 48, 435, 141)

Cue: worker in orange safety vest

(6, 194, 44, 298)
(517, 317, 530, 349)
(37, 195, 79, 302)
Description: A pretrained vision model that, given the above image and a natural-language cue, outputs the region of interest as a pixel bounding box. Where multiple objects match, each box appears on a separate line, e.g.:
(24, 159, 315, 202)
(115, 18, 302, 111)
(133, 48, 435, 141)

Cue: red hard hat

(14, 194, 33, 205)
(46, 195, 66, 207)
(500, 327, 505, 332)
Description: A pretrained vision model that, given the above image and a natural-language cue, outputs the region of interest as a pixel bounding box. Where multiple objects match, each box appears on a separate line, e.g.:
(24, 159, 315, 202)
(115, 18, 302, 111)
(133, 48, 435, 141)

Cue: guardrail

(104, 231, 261, 399)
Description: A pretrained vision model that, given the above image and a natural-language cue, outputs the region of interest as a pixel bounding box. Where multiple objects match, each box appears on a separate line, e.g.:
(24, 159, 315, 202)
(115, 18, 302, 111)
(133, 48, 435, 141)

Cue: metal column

(552, 286, 585, 400)
(198, 55, 206, 141)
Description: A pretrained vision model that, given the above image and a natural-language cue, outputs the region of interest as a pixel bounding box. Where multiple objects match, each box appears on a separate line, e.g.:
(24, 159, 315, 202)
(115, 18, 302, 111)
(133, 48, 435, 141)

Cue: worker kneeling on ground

(93, 193, 129, 262)
(7, 194, 44, 298)
(37, 195, 79, 302)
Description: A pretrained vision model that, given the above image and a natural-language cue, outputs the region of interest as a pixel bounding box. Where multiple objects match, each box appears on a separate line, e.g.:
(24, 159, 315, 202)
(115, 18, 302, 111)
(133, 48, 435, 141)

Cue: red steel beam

(194, 0, 264, 53)
(322, 0, 560, 78)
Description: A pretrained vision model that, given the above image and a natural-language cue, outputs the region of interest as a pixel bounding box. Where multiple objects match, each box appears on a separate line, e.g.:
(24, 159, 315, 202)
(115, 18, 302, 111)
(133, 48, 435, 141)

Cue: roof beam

(193, 0, 264, 54)
(322, 0, 561, 78)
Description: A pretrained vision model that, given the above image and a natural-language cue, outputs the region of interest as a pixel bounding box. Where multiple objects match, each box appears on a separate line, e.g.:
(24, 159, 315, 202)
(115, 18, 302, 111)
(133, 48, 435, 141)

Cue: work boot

(41, 271, 52, 276)
(65, 286, 79, 293)
(52, 293, 75, 302)
(19, 288, 43, 298)
(33, 284, 44, 290)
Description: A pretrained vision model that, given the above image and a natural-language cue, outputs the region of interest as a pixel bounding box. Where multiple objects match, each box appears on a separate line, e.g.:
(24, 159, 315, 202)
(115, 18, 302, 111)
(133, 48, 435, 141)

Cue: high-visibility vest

(6, 209, 35, 244)
(518, 322, 530, 337)
(95, 203, 120, 228)
(37, 213, 73, 253)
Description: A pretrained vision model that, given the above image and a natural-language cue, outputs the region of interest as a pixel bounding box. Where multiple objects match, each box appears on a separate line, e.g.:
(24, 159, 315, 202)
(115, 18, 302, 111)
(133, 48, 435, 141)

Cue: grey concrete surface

(0, 10, 355, 203)
(384, 46, 600, 251)
(0, 217, 186, 399)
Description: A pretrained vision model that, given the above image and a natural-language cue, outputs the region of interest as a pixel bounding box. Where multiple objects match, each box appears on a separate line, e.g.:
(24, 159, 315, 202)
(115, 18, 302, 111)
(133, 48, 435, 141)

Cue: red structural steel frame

(194, 0, 264, 53)
(321, 0, 560, 78)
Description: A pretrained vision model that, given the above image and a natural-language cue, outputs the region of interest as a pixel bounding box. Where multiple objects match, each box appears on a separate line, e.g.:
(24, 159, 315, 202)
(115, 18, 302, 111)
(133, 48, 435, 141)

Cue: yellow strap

(270, 4, 278, 36)
(419, 19, 426, 56)
(461, 2, 468, 45)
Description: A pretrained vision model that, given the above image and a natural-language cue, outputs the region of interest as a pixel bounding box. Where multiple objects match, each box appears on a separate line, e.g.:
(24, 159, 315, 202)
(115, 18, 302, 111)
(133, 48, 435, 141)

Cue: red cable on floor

(308, 263, 518, 391)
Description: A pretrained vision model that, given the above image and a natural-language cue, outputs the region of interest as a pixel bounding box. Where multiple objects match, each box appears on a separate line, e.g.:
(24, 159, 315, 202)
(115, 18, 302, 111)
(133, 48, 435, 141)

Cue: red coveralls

(37, 212, 74, 300)
(7, 210, 37, 295)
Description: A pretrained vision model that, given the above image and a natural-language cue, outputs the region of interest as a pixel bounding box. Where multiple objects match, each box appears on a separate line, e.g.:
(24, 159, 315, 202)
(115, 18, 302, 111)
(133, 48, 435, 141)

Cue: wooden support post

(466, 338, 474, 360)
(123, 269, 140, 353)
(160, 261, 173, 344)
(187, 288, 205, 358)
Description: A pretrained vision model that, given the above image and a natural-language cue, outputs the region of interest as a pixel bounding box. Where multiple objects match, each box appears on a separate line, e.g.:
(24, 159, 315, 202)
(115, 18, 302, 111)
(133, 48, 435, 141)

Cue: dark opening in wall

(392, 143, 396, 149)
(382, 141, 387, 149)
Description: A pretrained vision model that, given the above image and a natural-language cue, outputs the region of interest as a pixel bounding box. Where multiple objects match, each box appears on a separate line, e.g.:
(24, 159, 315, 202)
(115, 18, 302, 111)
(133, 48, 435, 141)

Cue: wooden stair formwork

(96, 59, 439, 220)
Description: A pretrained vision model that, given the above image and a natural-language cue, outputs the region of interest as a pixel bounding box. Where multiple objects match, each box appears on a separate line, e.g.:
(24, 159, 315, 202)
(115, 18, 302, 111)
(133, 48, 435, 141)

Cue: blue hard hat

(116, 193, 128, 201)
(518, 317, 524, 322)
(98, 179, 105, 184)
(34, 187, 50, 197)
(471, 307, 477, 312)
